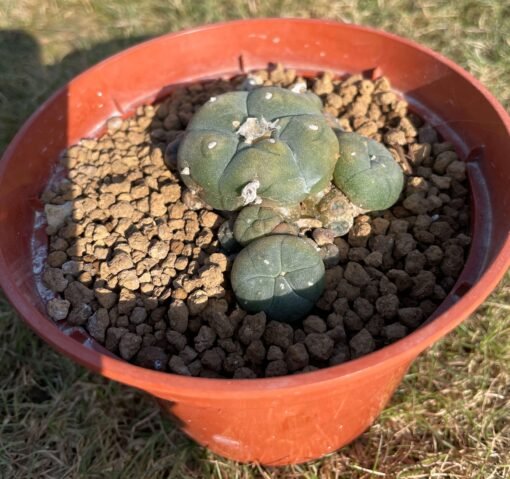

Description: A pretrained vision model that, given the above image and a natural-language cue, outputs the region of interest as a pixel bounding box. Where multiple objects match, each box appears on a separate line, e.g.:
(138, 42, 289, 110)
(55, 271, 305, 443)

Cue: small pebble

(168, 300, 189, 333)
(344, 262, 370, 287)
(194, 325, 216, 352)
(382, 323, 408, 343)
(285, 343, 310, 371)
(119, 333, 142, 360)
(375, 294, 400, 319)
(263, 321, 294, 350)
(239, 312, 267, 345)
(47, 298, 71, 321)
(245, 339, 266, 365)
(168, 356, 191, 376)
(305, 333, 334, 361)
(265, 360, 288, 377)
(312, 228, 335, 246)
(350, 329, 376, 359)
(136, 347, 168, 371)
(267, 345, 284, 361)
(303, 315, 327, 334)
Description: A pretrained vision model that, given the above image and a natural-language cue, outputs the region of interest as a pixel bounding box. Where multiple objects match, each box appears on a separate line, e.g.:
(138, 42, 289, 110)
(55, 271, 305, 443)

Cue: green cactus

(177, 87, 339, 211)
(333, 131, 404, 211)
(233, 205, 284, 246)
(231, 235, 325, 322)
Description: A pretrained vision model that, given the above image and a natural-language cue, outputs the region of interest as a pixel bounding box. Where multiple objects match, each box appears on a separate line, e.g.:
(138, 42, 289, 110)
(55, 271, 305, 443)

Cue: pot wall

(156, 360, 411, 464)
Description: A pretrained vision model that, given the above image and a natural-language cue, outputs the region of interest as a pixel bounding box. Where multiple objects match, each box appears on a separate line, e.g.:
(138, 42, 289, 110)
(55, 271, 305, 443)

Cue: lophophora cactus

(177, 87, 339, 211)
(231, 235, 325, 322)
(333, 131, 404, 211)
(233, 205, 298, 245)
(176, 83, 404, 322)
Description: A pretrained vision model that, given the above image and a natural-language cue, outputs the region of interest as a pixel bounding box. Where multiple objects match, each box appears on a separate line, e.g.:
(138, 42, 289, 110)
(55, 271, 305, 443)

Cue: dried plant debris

(40, 64, 471, 378)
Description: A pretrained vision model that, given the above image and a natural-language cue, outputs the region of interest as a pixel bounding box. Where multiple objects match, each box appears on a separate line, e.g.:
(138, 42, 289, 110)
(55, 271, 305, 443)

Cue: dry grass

(0, 1, 509, 477)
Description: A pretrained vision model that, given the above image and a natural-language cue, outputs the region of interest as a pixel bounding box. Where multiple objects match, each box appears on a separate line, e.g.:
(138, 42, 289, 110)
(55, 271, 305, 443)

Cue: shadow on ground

(0, 30, 153, 153)
(0, 28, 207, 478)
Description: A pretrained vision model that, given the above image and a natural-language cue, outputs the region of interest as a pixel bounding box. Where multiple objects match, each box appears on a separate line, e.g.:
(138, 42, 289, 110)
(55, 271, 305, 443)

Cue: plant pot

(0, 19, 509, 466)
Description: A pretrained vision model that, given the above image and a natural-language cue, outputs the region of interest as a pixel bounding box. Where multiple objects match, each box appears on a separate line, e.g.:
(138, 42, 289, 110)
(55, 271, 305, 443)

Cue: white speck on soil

(181, 167, 190, 175)
(32, 211, 54, 303)
(33, 209, 46, 230)
(351, 152, 356, 156)
(269, 139, 276, 144)
(209, 96, 217, 102)
(290, 80, 307, 94)
(32, 233, 47, 277)
(308, 124, 319, 131)
(207, 141, 217, 149)
(265, 92, 273, 100)
(82, 337, 96, 349)
(263, 259, 270, 264)
(44, 201, 73, 230)
(232, 120, 240, 128)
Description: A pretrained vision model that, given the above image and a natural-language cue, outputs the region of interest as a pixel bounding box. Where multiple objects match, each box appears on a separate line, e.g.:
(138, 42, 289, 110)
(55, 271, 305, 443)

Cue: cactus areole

(177, 87, 339, 211)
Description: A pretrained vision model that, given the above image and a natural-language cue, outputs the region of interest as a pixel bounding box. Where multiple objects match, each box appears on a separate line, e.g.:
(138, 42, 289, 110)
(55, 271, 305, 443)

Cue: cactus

(177, 87, 339, 211)
(176, 82, 406, 323)
(233, 205, 284, 246)
(231, 235, 325, 322)
(333, 131, 404, 211)
(316, 187, 363, 237)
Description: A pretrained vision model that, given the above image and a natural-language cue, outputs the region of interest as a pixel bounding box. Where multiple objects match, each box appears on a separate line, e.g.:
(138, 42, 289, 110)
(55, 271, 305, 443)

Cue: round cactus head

(333, 131, 404, 211)
(231, 235, 325, 322)
(233, 205, 284, 246)
(177, 87, 339, 211)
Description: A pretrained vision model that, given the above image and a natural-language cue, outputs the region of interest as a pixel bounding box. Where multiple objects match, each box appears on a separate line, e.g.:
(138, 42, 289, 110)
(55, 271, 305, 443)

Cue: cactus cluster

(176, 85, 404, 322)
(177, 87, 339, 211)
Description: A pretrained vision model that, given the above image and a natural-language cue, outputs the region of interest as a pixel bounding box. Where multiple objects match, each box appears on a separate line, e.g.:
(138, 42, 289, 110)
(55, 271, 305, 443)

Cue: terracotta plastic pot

(1, 19, 509, 466)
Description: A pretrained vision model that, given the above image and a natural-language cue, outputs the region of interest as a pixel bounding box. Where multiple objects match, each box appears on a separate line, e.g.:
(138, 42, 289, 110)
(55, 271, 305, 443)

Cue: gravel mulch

(39, 64, 471, 378)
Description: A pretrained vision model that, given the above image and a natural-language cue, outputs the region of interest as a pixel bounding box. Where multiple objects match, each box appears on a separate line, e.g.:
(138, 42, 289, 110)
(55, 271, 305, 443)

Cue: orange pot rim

(1, 18, 509, 400)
